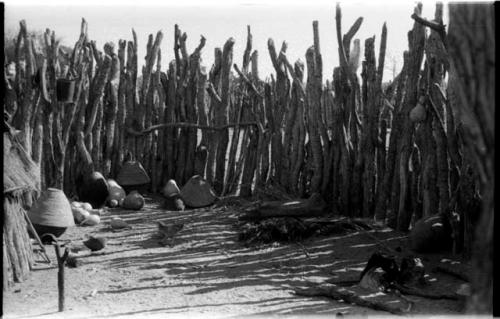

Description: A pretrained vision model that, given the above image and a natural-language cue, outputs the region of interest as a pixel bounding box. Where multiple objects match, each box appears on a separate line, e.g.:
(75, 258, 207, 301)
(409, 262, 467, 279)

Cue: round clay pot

(122, 191, 145, 210)
(107, 179, 126, 205)
(410, 214, 452, 253)
(78, 171, 109, 209)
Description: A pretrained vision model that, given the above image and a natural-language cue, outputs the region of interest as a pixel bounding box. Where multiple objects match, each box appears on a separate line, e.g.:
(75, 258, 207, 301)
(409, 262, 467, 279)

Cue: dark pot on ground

(77, 171, 110, 208)
(410, 214, 452, 253)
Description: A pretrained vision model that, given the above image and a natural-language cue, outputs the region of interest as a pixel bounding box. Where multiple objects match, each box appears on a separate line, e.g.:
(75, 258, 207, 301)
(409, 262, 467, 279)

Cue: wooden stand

(53, 242, 69, 312)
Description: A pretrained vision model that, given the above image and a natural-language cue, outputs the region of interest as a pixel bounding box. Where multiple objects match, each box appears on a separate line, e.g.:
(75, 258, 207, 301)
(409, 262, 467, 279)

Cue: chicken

(83, 236, 107, 252)
(157, 221, 184, 247)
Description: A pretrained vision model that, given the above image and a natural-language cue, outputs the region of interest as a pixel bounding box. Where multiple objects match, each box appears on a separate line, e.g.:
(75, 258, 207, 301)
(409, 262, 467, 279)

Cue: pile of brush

(238, 217, 371, 246)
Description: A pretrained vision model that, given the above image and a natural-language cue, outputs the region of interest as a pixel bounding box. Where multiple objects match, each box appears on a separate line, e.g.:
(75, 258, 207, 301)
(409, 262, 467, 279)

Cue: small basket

(180, 175, 217, 208)
(116, 161, 151, 188)
(28, 188, 75, 228)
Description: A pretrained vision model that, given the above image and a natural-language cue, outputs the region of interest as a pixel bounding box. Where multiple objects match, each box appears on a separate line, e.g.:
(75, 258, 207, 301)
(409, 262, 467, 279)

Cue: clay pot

(28, 188, 74, 239)
(162, 179, 180, 198)
(110, 217, 130, 229)
(180, 175, 217, 208)
(107, 179, 126, 205)
(78, 172, 109, 209)
(410, 214, 452, 252)
(56, 79, 75, 103)
(122, 191, 145, 210)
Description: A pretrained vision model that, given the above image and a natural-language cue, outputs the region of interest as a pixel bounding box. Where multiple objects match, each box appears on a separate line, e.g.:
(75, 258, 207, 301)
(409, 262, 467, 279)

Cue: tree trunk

(447, 3, 494, 314)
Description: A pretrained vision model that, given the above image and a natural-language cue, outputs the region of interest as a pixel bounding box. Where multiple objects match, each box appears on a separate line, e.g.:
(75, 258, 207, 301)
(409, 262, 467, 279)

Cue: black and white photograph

(2, 0, 495, 317)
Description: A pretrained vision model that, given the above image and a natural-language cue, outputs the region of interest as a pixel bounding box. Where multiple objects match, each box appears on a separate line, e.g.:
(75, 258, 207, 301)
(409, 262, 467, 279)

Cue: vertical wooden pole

(54, 244, 69, 312)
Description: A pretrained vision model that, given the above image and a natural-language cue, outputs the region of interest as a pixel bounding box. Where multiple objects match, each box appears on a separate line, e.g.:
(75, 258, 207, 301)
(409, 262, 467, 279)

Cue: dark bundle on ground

(238, 218, 367, 246)
(65, 254, 80, 268)
(238, 218, 313, 245)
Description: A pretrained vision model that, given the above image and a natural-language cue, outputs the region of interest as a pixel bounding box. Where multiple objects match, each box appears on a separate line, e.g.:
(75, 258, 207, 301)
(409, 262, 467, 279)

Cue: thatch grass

(3, 129, 40, 290)
(3, 130, 40, 193)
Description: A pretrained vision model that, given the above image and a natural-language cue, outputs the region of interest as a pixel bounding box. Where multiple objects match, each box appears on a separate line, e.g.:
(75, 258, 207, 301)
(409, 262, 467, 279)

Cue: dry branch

(293, 283, 410, 315)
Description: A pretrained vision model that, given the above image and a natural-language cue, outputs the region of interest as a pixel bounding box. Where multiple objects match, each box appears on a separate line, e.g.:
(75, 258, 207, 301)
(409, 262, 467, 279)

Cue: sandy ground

(3, 194, 468, 318)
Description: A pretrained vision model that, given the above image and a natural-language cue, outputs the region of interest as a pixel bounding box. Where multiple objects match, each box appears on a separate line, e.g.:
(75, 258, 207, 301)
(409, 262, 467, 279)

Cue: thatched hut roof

(3, 131, 39, 194)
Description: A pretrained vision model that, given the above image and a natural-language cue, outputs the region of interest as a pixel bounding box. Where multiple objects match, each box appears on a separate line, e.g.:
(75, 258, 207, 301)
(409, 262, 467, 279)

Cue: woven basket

(28, 188, 74, 228)
(180, 175, 217, 208)
(116, 161, 150, 186)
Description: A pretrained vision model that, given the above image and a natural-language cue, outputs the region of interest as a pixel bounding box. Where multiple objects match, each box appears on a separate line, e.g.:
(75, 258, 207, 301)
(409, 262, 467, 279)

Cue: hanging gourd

(107, 179, 126, 207)
(409, 95, 427, 123)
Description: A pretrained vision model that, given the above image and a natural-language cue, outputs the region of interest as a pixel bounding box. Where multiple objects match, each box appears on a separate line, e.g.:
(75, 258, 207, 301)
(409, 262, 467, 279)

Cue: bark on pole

(223, 93, 243, 195)
(213, 38, 235, 195)
(424, 4, 450, 220)
(395, 3, 426, 231)
(304, 45, 323, 195)
(150, 50, 163, 192)
(374, 52, 408, 222)
(113, 40, 127, 177)
(194, 66, 208, 177)
(360, 36, 377, 218)
(447, 3, 494, 314)
(267, 39, 289, 186)
(184, 36, 206, 182)
(103, 45, 120, 178)
(124, 34, 138, 159)
(16, 20, 37, 156)
(173, 28, 189, 184)
(335, 5, 363, 216)
(164, 61, 178, 181)
(206, 48, 223, 185)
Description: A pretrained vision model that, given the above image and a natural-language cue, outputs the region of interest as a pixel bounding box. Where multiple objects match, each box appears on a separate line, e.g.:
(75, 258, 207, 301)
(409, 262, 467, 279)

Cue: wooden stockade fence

(4, 3, 490, 263)
(3, 2, 494, 312)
